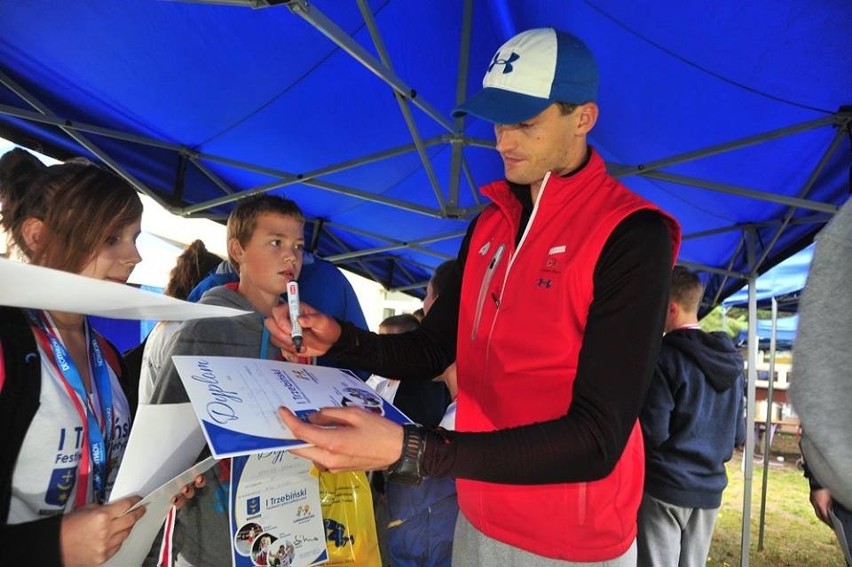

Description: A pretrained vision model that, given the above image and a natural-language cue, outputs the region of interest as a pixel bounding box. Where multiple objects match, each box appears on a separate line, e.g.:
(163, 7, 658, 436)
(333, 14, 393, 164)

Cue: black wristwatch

(386, 423, 426, 486)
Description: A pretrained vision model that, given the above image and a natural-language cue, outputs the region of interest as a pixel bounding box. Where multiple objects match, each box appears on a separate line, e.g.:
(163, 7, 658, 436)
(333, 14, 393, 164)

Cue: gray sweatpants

(636, 493, 719, 567)
(452, 512, 637, 566)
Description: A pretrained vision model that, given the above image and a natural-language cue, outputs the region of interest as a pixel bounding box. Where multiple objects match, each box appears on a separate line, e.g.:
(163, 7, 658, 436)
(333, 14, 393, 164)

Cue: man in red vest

(269, 27, 681, 565)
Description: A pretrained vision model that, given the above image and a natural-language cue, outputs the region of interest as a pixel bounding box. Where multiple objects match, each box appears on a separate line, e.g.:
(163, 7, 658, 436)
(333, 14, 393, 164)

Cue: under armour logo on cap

(453, 28, 598, 125)
(488, 51, 520, 74)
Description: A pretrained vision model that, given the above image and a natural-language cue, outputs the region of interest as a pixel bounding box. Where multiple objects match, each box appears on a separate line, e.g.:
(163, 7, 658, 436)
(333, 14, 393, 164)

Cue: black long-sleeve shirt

(328, 185, 673, 485)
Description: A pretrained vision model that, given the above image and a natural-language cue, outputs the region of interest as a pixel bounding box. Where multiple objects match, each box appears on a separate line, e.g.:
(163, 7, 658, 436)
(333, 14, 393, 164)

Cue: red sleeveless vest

(455, 149, 680, 561)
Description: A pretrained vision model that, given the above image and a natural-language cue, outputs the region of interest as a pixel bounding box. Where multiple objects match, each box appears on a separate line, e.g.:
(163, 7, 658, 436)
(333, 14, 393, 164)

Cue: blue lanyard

(27, 310, 113, 503)
(260, 324, 270, 360)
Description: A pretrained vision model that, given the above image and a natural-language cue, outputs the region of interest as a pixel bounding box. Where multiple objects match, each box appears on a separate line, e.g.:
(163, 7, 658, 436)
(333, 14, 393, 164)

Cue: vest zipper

(470, 171, 550, 341)
(471, 243, 505, 341)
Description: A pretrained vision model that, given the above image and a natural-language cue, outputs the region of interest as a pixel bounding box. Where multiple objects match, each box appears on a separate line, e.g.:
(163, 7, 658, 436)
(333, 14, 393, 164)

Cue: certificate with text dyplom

(172, 356, 412, 458)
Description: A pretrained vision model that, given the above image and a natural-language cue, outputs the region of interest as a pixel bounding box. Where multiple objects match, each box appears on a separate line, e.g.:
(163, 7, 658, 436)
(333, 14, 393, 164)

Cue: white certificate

(230, 452, 327, 567)
(105, 457, 218, 567)
(110, 403, 207, 502)
(172, 356, 412, 458)
(0, 257, 250, 320)
(107, 403, 218, 567)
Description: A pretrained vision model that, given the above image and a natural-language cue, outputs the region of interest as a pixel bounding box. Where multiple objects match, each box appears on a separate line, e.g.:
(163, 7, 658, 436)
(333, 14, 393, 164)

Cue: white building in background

(0, 138, 421, 332)
(745, 350, 797, 427)
(341, 271, 422, 331)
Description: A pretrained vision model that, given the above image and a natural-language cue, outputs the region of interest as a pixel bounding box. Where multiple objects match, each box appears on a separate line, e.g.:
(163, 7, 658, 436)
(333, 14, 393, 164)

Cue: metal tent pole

(740, 230, 759, 567)
(757, 297, 779, 551)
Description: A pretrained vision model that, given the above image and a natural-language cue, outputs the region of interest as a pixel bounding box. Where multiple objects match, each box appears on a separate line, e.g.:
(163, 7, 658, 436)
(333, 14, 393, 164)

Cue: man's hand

(60, 495, 146, 566)
(810, 487, 834, 526)
(277, 407, 404, 472)
(266, 302, 341, 360)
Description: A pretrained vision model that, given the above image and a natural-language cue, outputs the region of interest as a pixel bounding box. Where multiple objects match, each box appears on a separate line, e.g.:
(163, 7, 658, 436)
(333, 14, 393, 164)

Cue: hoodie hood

(198, 283, 254, 310)
(663, 328, 743, 391)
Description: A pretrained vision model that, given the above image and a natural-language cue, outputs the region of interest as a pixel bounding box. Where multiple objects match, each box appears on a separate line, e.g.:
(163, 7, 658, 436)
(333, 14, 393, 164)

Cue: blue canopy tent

(724, 244, 813, 314)
(723, 244, 810, 349)
(732, 314, 798, 349)
(0, 1, 849, 302)
(0, 3, 849, 565)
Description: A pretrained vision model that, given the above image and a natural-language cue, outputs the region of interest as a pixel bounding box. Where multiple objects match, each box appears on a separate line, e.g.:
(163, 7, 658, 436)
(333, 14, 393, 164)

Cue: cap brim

(452, 87, 552, 124)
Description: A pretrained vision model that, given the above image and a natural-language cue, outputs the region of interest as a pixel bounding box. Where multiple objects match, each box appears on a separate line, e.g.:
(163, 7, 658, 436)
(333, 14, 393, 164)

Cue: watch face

(340, 387, 384, 415)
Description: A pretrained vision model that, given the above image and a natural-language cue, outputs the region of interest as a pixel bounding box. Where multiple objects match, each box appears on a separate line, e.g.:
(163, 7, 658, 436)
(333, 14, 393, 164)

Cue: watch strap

(386, 423, 426, 486)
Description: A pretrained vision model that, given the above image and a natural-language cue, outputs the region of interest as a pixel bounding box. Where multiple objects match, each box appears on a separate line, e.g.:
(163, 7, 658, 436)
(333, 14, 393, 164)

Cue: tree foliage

(700, 305, 747, 337)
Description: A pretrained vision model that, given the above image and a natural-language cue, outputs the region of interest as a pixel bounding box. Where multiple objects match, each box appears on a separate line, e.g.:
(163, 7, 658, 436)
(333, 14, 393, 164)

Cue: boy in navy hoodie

(637, 266, 745, 567)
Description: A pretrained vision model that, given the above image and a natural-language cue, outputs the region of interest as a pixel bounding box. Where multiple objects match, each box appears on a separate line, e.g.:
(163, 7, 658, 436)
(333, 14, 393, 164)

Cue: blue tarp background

(724, 244, 812, 347)
(755, 315, 798, 348)
(723, 244, 813, 312)
(2, 5, 844, 559)
(0, 1, 849, 303)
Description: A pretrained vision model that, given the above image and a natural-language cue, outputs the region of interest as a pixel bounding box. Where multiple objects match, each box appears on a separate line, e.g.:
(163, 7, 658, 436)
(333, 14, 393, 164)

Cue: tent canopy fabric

(722, 243, 813, 312)
(735, 314, 798, 350)
(724, 243, 810, 347)
(0, 0, 849, 300)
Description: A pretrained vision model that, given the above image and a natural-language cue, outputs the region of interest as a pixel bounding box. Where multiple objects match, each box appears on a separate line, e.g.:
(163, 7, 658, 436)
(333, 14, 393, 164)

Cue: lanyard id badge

(27, 309, 114, 505)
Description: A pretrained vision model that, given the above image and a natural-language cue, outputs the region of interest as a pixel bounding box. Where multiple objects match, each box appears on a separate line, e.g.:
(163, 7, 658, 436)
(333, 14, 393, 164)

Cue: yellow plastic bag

(317, 469, 382, 567)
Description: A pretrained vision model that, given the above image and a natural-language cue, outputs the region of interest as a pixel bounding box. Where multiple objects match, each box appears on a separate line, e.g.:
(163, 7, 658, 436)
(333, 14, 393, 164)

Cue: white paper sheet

(0, 257, 250, 320)
(106, 404, 217, 567)
(105, 457, 217, 567)
(110, 403, 208, 501)
(172, 356, 412, 458)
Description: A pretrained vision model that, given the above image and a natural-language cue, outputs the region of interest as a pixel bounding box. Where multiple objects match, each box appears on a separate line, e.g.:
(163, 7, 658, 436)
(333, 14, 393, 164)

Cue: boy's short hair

(379, 313, 421, 334)
(670, 265, 704, 313)
(227, 195, 304, 268)
(429, 260, 456, 298)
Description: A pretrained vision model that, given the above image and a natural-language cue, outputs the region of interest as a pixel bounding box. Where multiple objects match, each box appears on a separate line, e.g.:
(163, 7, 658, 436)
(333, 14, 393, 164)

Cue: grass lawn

(708, 441, 846, 566)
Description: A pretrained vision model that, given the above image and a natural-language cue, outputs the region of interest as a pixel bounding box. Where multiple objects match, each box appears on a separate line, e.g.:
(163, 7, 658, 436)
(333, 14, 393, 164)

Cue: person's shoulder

(198, 283, 253, 310)
(599, 209, 672, 269)
(300, 257, 348, 282)
(0, 306, 31, 336)
(0, 306, 38, 395)
(817, 198, 852, 245)
(617, 208, 671, 233)
(656, 337, 680, 361)
(188, 268, 238, 302)
(164, 316, 223, 357)
(607, 209, 675, 260)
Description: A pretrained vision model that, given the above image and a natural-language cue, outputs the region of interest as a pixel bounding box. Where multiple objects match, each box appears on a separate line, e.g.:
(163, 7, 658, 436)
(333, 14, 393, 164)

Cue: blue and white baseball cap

(452, 28, 598, 125)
